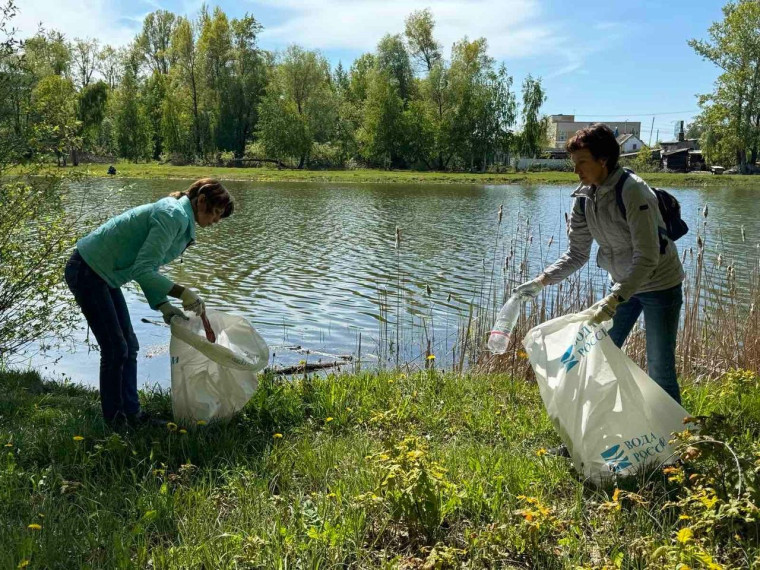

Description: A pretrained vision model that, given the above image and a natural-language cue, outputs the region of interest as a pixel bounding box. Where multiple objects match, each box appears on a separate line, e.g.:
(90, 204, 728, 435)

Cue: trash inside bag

(523, 308, 692, 484)
(170, 310, 269, 422)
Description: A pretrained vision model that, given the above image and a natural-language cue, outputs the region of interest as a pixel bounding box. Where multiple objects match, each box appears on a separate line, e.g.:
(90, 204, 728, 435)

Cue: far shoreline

(21, 162, 760, 189)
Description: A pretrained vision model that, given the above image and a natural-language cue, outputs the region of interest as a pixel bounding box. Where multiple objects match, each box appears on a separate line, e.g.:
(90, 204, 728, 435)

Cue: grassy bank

(1, 367, 758, 569)
(29, 161, 760, 188)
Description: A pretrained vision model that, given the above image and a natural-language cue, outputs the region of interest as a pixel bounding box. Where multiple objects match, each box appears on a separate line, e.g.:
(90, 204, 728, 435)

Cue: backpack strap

(614, 169, 631, 220)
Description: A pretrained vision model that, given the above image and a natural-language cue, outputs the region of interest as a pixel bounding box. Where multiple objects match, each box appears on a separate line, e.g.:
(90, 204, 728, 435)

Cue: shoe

(547, 443, 570, 458)
(126, 410, 169, 428)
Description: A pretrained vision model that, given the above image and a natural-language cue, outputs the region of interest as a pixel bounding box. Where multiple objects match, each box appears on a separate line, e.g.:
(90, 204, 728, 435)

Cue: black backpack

(580, 168, 689, 243)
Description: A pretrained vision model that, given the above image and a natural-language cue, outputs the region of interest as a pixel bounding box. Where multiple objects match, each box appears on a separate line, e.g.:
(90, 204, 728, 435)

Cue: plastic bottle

(488, 295, 521, 354)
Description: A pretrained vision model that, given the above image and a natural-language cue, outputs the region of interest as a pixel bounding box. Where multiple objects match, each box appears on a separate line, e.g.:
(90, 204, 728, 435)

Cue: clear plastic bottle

(488, 295, 521, 354)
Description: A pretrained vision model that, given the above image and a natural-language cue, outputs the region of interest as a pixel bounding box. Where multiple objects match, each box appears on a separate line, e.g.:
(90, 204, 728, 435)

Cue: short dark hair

(566, 123, 619, 172)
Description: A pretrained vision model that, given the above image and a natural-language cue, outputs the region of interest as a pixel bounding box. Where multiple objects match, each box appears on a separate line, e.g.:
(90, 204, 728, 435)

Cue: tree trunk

(70, 148, 79, 167)
(298, 154, 305, 169)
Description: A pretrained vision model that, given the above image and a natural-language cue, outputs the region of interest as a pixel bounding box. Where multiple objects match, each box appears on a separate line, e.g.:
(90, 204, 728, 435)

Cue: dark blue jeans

(64, 250, 140, 420)
(608, 283, 683, 404)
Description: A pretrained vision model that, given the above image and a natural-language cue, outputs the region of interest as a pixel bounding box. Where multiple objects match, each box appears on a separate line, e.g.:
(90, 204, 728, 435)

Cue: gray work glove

(158, 302, 188, 325)
(180, 287, 206, 316)
(512, 277, 545, 301)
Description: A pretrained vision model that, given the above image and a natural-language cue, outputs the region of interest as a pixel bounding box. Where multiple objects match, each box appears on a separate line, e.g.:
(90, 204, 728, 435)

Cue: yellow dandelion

(167, 422, 178, 432)
(196, 420, 207, 426)
(4, 443, 13, 448)
(73, 436, 84, 441)
(517, 350, 528, 359)
(27, 524, 42, 531)
(273, 433, 283, 439)
(18, 560, 30, 568)
(535, 448, 547, 457)
(325, 417, 334, 423)
(426, 354, 435, 360)
(179, 429, 187, 435)
(346, 407, 352, 413)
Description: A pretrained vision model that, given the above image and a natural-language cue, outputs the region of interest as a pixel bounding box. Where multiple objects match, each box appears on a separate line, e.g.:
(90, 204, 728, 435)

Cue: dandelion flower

(179, 429, 187, 435)
(73, 436, 84, 441)
(426, 354, 435, 360)
(27, 524, 42, 531)
(325, 417, 334, 423)
(273, 433, 283, 439)
(167, 422, 178, 432)
(535, 448, 547, 457)
(196, 420, 207, 426)
(4, 443, 13, 448)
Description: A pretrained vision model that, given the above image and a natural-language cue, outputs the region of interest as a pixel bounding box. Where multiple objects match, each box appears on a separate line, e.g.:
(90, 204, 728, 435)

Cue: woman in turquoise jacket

(64, 178, 234, 427)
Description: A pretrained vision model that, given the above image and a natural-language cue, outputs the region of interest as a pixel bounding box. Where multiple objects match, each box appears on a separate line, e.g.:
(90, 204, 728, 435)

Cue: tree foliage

(690, 0, 760, 170)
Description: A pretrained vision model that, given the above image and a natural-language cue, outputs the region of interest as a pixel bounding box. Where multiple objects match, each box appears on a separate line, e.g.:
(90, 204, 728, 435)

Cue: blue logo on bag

(600, 444, 633, 472)
(560, 345, 579, 371)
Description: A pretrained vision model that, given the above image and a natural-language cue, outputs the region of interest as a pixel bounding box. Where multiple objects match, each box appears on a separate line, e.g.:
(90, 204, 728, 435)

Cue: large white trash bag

(522, 308, 690, 484)
(170, 310, 269, 422)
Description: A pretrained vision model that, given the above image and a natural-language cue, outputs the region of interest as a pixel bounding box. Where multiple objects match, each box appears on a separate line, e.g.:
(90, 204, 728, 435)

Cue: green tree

(169, 16, 202, 156)
(404, 8, 441, 73)
(358, 69, 407, 168)
(376, 34, 414, 103)
(689, 0, 760, 171)
(23, 30, 71, 77)
(77, 80, 108, 152)
(347, 53, 376, 103)
(137, 10, 176, 75)
(71, 37, 98, 88)
(113, 53, 152, 161)
(518, 74, 547, 158)
(0, 1, 81, 360)
(257, 45, 335, 168)
(97, 45, 123, 89)
(29, 75, 80, 165)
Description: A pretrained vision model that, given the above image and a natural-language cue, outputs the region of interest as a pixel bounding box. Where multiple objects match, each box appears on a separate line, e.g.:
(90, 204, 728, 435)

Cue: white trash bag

(522, 308, 691, 484)
(170, 310, 269, 422)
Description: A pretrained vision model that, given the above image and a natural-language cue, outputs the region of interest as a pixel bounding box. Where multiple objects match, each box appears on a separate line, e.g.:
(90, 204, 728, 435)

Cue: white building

(616, 133, 645, 154)
(546, 114, 642, 155)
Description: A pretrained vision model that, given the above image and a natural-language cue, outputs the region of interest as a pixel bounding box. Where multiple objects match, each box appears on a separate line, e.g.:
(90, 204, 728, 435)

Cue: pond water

(27, 176, 760, 388)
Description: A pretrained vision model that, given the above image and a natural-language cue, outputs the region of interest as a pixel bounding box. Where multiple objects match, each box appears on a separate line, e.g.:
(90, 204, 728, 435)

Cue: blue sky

(17, 0, 724, 142)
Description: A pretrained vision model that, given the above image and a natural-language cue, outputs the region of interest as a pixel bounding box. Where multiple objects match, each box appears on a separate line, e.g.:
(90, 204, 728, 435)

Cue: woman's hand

(158, 302, 188, 325)
(180, 288, 206, 316)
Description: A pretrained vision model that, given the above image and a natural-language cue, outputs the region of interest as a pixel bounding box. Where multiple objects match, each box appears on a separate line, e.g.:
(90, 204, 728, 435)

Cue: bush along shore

(27, 162, 760, 188)
(1, 366, 759, 569)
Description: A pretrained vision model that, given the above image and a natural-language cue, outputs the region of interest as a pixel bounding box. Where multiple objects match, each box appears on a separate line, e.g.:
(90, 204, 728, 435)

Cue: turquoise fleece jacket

(77, 196, 196, 309)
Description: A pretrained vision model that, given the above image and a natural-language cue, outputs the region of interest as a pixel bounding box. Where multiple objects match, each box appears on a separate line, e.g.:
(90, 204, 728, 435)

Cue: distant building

(659, 121, 704, 172)
(617, 133, 645, 154)
(546, 114, 642, 156)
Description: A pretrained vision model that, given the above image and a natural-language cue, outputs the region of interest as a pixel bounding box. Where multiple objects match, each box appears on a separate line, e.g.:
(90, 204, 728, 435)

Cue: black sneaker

(126, 410, 169, 428)
(547, 443, 570, 458)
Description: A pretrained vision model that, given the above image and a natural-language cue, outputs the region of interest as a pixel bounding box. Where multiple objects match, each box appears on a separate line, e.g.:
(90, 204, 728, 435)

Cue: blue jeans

(608, 283, 683, 404)
(64, 250, 140, 420)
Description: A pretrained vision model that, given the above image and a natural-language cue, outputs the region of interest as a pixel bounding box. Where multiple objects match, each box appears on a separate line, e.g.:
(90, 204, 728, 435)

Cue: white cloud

(256, 0, 569, 60)
(12, 0, 144, 45)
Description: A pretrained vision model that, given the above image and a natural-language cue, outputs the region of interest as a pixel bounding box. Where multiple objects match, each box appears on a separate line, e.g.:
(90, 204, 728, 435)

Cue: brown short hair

(566, 123, 619, 172)
(170, 178, 234, 218)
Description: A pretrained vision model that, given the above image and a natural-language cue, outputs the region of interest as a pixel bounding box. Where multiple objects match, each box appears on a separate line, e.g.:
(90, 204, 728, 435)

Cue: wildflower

(179, 429, 187, 435)
(27, 524, 42, 531)
(273, 433, 283, 439)
(73, 436, 84, 441)
(18, 561, 30, 568)
(196, 420, 207, 426)
(535, 448, 547, 457)
(4, 443, 13, 448)
(517, 350, 528, 359)
(325, 417, 334, 423)
(676, 527, 693, 544)
(167, 422, 178, 432)
(427, 354, 435, 360)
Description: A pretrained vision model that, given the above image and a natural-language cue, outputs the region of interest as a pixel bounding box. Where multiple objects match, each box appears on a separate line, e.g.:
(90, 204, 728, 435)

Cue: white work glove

(158, 302, 188, 325)
(589, 293, 623, 325)
(180, 287, 206, 316)
(512, 277, 544, 301)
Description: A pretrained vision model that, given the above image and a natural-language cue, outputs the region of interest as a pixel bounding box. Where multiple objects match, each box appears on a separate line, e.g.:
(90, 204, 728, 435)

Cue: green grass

(23, 161, 760, 188)
(1, 367, 758, 569)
